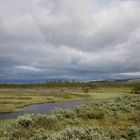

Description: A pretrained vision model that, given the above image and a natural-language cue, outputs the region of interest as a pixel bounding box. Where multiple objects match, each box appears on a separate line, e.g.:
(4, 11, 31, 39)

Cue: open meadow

(0, 81, 131, 113)
(0, 81, 139, 139)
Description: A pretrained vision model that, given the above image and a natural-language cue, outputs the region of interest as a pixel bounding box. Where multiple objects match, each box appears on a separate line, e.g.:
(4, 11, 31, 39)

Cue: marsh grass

(0, 87, 126, 113)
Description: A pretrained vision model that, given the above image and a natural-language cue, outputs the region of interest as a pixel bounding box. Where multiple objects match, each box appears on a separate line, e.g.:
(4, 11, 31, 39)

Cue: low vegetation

(132, 84, 140, 94)
(0, 91, 124, 113)
(0, 81, 130, 113)
(0, 95, 139, 139)
(0, 81, 139, 139)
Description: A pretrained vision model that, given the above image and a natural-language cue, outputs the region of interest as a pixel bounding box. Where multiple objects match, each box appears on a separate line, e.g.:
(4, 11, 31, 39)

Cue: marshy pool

(0, 100, 107, 120)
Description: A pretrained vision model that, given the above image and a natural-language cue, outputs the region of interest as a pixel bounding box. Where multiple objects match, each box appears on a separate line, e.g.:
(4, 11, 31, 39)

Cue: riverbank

(0, 88, 127, 114)
(0, 99, 111, 120)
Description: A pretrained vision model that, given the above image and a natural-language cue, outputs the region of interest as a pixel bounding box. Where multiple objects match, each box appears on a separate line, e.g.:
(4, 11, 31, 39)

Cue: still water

(0, 100, 104, 120)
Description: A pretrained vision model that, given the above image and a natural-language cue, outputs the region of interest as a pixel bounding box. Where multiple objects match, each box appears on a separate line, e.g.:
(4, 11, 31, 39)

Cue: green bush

(47, 127, 110, 140)
(34, 115, 58, 129)
(126, 126, 140, 140)
(104, 96, 140, 115)
(53, 95, 140, 120)
(80, 109, 105, 119)
(32, 128, 48, 140)
(62, 118, 81, 125)
(53, 108, 77, 119)
(17, 114, 34, 128)
(133, 115, 140, 123)
(0, 122, 36, 139)
(132, 84, 140, 94)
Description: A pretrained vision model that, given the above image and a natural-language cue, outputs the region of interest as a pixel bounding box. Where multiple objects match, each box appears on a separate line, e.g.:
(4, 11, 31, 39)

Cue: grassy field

(0, 81, 134, 113)
(0, 88, 127, 113)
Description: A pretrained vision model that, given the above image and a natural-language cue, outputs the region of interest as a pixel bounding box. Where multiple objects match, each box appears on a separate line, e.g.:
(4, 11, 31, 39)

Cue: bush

(132, 84, 140, 94)
(32, 128, 48, 140)
(53, 108, 77, 120)
(17, 114, 34, 128)
(0, 122, 36, 139)
(47, 127, 110, 140)
(34, 115, 58, 129)
(62, 118, 81, 125)
(104, 96, 140, 115)
(133, 116, 140, 122)
(80, 109, 105, 119)
(54, 95, 140, 120)
(126, 126, 140, 140)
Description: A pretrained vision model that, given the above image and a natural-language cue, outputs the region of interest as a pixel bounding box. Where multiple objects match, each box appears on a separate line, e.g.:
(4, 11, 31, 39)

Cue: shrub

(132, 84, 140, 94)
(34, 115, 48, 126)
(17, 114, 34, 128)
(90, 109, 105, 119)
(126, 126, 140, 140)
(0, 122, 36, 139)
(133, 115, 140, 123)
(62, 118, 81, 125)
(80, 109, 105, 119)
(47, 127, 110, 140)
(34, 115, 58, 129)
(46, 115, 58, 124)
(104, 96, 140, 115)
(53, 108, 77, 120)
(32, 128, 48, 140)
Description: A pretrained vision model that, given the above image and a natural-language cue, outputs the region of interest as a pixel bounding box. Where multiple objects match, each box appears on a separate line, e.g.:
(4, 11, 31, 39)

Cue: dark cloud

(0, 0, 140, 82)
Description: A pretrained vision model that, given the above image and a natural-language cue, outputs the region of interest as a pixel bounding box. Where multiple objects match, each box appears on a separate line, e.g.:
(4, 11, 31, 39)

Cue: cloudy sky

(0, 0, 140, 82)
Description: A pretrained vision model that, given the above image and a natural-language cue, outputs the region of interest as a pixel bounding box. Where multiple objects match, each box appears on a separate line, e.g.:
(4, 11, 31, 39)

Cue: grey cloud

(0, 0, 140, 82)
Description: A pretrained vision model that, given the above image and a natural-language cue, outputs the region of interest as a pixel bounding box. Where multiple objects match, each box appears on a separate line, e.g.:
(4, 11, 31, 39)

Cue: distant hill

(84, 78, 140, 87)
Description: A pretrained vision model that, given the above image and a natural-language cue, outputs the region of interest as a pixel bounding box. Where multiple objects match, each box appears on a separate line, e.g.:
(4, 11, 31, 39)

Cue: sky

(0, 0, 140, 82)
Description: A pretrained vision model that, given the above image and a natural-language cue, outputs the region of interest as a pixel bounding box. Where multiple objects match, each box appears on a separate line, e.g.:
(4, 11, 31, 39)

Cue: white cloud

(15, 65, 43, 72)
(121, 72, 140, 77)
